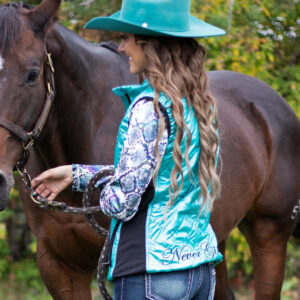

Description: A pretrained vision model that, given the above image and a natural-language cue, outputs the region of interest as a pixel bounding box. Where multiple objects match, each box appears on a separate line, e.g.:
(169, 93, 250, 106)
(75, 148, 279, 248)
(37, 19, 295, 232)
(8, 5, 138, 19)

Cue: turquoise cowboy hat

(85, 0, 225, 38)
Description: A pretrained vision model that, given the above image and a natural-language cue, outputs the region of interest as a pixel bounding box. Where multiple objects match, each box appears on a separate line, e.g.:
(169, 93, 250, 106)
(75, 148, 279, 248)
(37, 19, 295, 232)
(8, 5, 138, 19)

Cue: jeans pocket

(207, 263, 216, 300)
(145, 269, 194, 300)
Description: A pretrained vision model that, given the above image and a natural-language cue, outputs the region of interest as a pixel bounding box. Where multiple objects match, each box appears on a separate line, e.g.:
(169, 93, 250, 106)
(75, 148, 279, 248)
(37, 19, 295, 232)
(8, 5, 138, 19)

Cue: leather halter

(0, 53, 55, 165)
(3, 52, 113, 300)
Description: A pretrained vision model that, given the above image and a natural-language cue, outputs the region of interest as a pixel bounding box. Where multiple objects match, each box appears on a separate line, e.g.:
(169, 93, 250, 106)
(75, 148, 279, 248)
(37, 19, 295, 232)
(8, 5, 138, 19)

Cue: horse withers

(0, 1, 299, 299)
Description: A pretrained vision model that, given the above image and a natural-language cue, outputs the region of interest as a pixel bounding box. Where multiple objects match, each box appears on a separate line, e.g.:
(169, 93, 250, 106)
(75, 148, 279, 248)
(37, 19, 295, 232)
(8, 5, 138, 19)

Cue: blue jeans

(113, 263, 216, 300)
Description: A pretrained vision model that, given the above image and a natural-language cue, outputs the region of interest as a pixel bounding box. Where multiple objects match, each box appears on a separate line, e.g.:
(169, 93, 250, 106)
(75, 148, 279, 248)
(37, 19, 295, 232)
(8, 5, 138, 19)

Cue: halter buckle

(22, 131, 35, 150)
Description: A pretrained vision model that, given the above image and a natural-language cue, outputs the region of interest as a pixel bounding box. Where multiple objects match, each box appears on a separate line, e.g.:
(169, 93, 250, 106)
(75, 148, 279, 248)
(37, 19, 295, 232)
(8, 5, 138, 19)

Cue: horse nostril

(0, 170, 8, 211)
(0, 171, 6, 185)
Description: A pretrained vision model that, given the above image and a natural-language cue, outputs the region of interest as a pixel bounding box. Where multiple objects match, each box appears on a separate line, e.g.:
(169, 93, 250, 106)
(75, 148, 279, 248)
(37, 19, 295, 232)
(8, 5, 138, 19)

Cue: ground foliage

(0, 0, 299, 297)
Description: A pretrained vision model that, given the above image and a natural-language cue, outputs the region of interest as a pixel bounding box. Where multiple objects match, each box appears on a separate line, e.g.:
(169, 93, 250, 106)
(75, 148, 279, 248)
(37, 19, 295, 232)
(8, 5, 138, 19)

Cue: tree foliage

(57, 0, 300, 116)
(191, 0, 300, 116)
(1, 0, 298, 114)
(0, 0, 299, 293)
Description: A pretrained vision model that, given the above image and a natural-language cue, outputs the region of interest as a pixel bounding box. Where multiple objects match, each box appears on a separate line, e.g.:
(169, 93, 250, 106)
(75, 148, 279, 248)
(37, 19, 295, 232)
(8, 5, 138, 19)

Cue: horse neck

(38, 24, 129, 166)
(46, 24, 99, 108)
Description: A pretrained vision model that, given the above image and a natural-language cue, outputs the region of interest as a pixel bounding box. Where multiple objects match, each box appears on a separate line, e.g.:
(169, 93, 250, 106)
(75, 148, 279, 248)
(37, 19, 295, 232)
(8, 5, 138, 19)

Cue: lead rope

(17, 163, 114, 300)
(14, 51, 113, 300)
(82, 169, 114, 300)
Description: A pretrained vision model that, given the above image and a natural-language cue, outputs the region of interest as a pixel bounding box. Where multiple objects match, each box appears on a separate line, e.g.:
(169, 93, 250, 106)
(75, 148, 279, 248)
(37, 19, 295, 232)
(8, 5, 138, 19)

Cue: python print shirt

(72, 99, 168, 221)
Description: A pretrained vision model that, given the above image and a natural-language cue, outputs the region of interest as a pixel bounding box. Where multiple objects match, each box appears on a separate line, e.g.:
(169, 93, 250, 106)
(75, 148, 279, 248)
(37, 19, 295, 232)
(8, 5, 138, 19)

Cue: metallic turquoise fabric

(85, 0, 225, 38)
(107, 218, 121, 280)
(107, 80, 156, 280)
(107, 80, 222, 280)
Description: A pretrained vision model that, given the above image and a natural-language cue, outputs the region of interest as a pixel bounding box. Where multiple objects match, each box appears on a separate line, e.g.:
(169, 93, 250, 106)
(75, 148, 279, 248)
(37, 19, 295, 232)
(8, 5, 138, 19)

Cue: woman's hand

(31, 165, 73, 200)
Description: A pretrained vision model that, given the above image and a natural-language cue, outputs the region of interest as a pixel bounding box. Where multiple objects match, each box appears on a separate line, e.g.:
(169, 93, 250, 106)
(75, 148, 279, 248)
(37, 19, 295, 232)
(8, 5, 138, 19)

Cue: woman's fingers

(32, 174, 48, 188)
(40, 190, 52, 199)
(32, 169, 53, 186)
(31, 166, 72, 188)
(31, 177, 41, 188)
(31, 165, 73, 200)
(34, 183, 58, 201)
(34, 183, 46, 194)
(48, 193, 57, 201)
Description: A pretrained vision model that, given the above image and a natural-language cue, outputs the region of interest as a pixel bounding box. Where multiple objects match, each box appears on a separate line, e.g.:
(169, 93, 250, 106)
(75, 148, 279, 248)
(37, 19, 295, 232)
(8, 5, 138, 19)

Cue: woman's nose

(118, 42, 124, 53)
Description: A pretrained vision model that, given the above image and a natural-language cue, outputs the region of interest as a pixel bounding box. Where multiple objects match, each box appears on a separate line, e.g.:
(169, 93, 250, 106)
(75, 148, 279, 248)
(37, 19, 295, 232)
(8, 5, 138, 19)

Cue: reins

(0, 52, 113, 300)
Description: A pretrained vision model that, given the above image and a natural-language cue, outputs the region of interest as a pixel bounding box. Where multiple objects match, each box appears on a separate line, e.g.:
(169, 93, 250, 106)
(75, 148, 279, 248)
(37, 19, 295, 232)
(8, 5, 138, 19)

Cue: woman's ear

(135, 34, 148, 45)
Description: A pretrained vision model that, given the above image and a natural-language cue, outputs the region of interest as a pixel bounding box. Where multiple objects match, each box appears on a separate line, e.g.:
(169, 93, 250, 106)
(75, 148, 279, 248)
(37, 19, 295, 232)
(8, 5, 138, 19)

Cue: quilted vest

(107, 80, 222, 280)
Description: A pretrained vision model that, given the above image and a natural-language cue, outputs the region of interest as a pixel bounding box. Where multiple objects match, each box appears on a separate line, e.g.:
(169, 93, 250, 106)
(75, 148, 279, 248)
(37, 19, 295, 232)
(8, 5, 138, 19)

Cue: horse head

(0, 0, 61, 210)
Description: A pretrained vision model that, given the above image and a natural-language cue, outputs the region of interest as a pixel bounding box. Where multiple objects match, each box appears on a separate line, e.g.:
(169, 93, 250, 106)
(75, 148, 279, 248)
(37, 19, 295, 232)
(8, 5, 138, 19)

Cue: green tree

(0, 0, 299, 295)
(191, 0, 300, 116)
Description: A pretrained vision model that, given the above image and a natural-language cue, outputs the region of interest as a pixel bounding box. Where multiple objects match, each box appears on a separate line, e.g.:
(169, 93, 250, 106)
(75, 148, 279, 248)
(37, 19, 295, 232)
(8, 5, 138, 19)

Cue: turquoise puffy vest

(107, 80, 222, 280)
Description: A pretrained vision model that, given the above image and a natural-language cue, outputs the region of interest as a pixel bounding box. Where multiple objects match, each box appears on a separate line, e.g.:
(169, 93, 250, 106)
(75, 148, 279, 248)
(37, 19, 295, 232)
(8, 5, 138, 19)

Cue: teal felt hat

(85, 0, 225, 38)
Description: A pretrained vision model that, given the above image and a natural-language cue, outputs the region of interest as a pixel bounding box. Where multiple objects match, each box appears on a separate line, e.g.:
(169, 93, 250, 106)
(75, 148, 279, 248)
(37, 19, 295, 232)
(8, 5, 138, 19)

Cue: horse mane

(100, 41, 130, 64)
(100, 41, 120, 54)
(0, 2, 32, 54)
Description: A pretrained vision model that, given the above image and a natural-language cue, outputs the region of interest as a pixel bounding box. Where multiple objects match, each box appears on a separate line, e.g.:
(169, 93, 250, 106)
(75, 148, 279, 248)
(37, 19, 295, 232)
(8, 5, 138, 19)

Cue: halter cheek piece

(0, 53, 55, 167)
(0, 52, 113, 300)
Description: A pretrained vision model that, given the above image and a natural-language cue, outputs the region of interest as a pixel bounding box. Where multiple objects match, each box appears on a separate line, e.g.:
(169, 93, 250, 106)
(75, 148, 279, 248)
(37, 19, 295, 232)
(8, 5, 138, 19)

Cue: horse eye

(25, 69, 40, 84)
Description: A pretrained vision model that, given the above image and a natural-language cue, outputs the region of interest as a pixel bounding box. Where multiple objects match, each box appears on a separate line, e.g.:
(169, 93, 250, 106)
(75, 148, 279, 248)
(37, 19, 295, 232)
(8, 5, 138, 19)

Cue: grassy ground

(231, 277, 300, 300)
(0, 275, 299, 300)
(0, 244, 299, 300)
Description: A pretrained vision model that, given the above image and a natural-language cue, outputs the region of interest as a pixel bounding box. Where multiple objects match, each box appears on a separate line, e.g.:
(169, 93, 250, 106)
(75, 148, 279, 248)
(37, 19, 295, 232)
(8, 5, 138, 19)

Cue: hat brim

(85, 11, 225, 38)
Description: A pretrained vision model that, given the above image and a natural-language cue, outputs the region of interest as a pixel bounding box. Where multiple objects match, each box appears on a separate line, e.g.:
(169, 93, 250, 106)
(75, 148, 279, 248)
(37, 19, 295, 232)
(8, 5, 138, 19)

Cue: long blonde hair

(136, 36, 221, 213)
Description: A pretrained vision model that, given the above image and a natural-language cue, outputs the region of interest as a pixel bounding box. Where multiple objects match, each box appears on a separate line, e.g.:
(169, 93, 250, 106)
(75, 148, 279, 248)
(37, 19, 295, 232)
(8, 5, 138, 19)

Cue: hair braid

(136, 35, 221, 214)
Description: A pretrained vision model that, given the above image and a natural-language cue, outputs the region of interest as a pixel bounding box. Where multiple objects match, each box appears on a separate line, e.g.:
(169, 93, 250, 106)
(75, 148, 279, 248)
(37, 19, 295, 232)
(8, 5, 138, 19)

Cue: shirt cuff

(72, 164, 113, 192)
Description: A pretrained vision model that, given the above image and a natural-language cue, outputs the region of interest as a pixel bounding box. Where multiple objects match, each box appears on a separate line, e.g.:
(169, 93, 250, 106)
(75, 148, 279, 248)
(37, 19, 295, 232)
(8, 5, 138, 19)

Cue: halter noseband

(0, 50, 114, 300)
(0, 52, 55, 167)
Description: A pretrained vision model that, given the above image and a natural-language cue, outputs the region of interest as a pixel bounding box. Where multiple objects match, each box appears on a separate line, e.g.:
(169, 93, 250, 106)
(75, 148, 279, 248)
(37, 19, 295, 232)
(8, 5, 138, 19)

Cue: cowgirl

(32, 0, 225, 299)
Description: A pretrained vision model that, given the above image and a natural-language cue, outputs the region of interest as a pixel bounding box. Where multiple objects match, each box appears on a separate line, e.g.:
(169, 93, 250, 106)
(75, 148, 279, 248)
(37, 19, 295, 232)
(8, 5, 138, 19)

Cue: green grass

(232, 278, 300, 300)
(0, 241, 299, 300)
(0, 276, 52, 300)
(0, 272, 299, 300)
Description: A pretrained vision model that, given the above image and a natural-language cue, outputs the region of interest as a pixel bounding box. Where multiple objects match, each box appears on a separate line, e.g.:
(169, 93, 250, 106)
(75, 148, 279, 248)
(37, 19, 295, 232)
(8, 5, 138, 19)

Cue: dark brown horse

(0, 1, 299, 299)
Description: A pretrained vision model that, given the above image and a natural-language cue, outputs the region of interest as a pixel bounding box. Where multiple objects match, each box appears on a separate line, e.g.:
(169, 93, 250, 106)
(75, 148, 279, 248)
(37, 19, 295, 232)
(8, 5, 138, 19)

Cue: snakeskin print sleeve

(100, 99, 168, 221)
(72, 164, 114, 192)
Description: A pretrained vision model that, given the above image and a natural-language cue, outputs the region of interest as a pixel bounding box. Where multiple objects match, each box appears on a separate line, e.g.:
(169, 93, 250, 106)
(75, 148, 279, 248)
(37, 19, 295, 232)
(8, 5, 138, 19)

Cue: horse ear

(30, 0, 62, 35)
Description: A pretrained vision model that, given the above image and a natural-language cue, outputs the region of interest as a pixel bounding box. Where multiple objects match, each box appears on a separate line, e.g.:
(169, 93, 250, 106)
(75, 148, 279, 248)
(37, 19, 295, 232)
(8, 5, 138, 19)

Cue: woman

(32, 0, 225, 299)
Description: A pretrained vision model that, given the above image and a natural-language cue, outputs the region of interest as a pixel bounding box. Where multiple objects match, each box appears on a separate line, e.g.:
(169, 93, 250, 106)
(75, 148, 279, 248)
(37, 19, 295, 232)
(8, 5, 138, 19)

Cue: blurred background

(0, 0, 299, 299)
